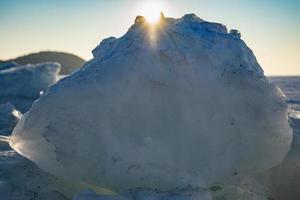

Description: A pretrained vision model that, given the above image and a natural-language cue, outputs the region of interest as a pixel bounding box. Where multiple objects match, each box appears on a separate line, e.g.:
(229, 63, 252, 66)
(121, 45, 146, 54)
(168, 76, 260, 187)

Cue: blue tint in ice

(10, 14, 292, 194)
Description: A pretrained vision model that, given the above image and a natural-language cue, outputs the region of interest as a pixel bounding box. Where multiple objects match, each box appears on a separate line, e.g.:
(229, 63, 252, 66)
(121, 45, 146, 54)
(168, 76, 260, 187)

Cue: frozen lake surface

(269, 76, 300, 111)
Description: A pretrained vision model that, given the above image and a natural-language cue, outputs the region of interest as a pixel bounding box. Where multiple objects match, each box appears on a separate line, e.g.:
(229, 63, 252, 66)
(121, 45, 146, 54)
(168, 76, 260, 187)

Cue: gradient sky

(0, 0, 299, 75)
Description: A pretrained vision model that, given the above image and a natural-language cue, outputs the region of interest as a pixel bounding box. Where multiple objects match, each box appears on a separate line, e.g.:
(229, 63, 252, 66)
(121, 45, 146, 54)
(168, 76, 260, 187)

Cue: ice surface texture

(10, 14, 292, 191)
(74, 188, 212, 200)
(0, 62, 60, 112)
(0, 62, 60, 99)
(0, 103, 22, 135)
(0, 62, 19, 71)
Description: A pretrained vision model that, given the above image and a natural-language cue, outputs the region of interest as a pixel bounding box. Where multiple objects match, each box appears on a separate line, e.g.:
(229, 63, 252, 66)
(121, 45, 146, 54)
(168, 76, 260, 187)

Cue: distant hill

(0, 51, 85, 74)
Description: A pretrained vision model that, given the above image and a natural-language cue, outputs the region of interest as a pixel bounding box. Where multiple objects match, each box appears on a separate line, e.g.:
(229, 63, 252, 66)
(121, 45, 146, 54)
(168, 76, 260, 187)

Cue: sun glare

(140, 1, 165, 24)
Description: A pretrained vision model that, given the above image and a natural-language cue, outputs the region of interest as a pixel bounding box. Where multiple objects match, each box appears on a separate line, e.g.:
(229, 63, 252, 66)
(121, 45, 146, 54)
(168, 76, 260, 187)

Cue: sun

(139, 1, 165, 24)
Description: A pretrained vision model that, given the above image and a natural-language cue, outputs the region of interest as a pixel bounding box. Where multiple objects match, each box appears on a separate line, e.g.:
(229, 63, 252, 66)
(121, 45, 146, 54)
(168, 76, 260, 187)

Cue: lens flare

(140, 1, 165, 24)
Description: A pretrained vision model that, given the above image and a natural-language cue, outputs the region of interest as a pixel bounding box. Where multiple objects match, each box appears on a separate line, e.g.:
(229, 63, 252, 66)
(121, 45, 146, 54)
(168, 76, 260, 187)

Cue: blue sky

(0, 0, 299, 75)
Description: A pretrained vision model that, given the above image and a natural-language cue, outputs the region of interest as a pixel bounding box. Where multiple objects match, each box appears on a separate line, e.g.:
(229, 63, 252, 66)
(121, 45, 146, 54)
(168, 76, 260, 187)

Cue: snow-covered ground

(0, 14, 299, 200)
